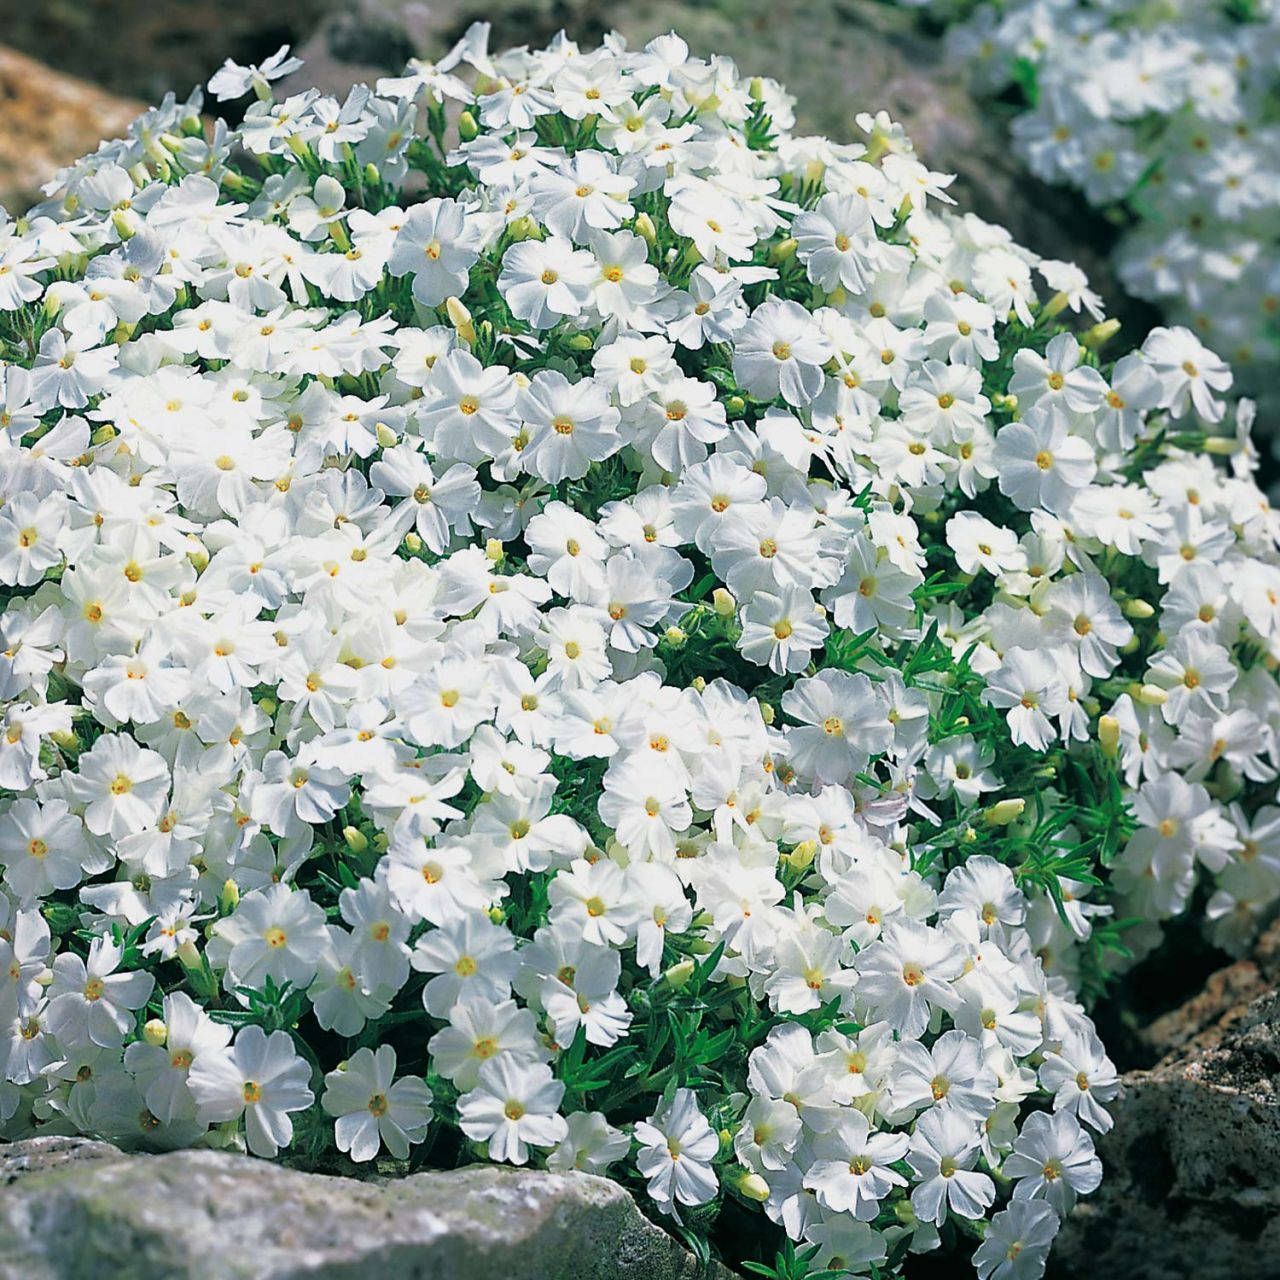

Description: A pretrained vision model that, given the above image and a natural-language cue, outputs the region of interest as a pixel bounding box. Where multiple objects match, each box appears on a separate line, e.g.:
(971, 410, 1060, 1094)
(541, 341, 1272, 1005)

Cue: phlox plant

(0, 22, 1278, 1280)
(898, 0, 1280, 442)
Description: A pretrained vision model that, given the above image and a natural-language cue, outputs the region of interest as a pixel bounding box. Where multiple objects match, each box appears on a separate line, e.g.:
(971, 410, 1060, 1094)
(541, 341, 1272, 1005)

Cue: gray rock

(1052, 975, 1280, 1280)
(0, 1136, 731, 1280)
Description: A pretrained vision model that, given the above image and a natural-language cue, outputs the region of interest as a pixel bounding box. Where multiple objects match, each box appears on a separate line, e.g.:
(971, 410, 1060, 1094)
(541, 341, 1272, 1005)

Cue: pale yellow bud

(769, 237, 798, 265)
(712, 587, 736, 617)
(1099, 715, 1121, 758)
(218, 879, 239, 915)
(445, 296, 477, 347)
(984, 798, 1026, 827)
(1081, 318, 1121, 349)
(143, 1019, 168, 1047)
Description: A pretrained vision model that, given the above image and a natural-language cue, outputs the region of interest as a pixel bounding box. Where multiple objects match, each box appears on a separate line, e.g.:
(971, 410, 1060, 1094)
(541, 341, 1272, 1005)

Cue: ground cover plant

(1, 23, 1278, 1279)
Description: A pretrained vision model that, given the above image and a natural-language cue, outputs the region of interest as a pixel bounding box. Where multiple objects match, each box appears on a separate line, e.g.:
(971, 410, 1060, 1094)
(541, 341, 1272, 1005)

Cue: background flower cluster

(0, 21, 1277, 1280)
(900, 0, 1280, 445)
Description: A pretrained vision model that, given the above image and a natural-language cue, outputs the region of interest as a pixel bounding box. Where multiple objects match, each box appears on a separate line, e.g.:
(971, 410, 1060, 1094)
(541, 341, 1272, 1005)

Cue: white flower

(518, 370, 621, 483)
(498, 238, 595, 328)
(973, 1201, 1061, 1280)
(69, 734, 171, 840)
(388, 199, 481, 307)
(546, 1110, 632, 1174)
(188, 1024, 315, 1157)
(733, 299, 834, 407)
(1003, 1110, 1103, 1215)
(124, 990, 231, 1124)
(456, 1056, 567, 1165)
(46, 936, 154, 1049)
(907, 1108, 995, 1226)
(1142, 326, 1232, 423)
(854, 920, 964, 1039)
(803, 1110, 910, 1219)
(793, 192, 882, 292)
(634, 1088, 720, 1213)
(993, 412, 1096, 516)
(209, 883, 330, 993)
(208, 44, 304, 100)
(322, 1044, 433, 1161)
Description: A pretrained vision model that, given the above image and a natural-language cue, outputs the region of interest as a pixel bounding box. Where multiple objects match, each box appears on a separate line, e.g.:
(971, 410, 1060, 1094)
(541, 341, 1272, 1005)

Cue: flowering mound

(905, 0, 1280, 433)
(1, 23, 1278, 1280)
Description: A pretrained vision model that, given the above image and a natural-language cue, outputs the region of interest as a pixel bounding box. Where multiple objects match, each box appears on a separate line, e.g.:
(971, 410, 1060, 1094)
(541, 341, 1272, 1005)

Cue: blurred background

(0, 0, 1143, 330)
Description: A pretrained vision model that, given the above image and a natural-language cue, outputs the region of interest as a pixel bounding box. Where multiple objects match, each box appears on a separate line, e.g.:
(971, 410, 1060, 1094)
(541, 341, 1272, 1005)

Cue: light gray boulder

(0, 1136, 732, 1280)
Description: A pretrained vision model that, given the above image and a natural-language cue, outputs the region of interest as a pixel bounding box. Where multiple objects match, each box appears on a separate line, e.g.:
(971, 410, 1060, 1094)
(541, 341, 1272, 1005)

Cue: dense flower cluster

(904, 0, 1280, 435)
(0, 23, 1277, 1279)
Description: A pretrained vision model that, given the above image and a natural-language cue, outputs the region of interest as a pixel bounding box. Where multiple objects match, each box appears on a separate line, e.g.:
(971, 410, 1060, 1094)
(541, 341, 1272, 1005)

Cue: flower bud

(664, 626, 687, 648)
(506, 215, 541, 243)
(1121, 597, 1155, 620)
(769, 237, 798, 265)
(446, 296, 477, 346)
(760, 701, 775, 725)
(1099, 715, 1121, 758)
(343, 825, 368, 854)
(634, 212, 657, 246)
(787, 840, 817, 873)
(458, 110, 479, 141)
(486, 538, 505, 562)
(1136, 683, 1168, 706)
(984, 798, 1026, 827)
(726, 395, 746, 416)
(712, 587, 736, 617)
(1082, 318, 1121, 349)
(375, 421, 399, 449)
(218, 879, 240, 915)
(1043, 291, 1070, 319)
(662, 958, 696, 989)
(143, 1019, 168, 1047)
(1202, 436, 1239, 456)
(566, 333, 595, 351)
(404, 532, 423, 554)
(736, 1171, 771, 1202)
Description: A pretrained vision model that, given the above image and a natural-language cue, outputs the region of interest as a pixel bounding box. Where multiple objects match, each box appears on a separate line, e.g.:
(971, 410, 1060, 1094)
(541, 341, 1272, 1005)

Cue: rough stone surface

(1051, 925, 1280, 1280)
(0, 45, 144, 215)
(0, 1, 329, 105)
(0, 1136, 731, 1280)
